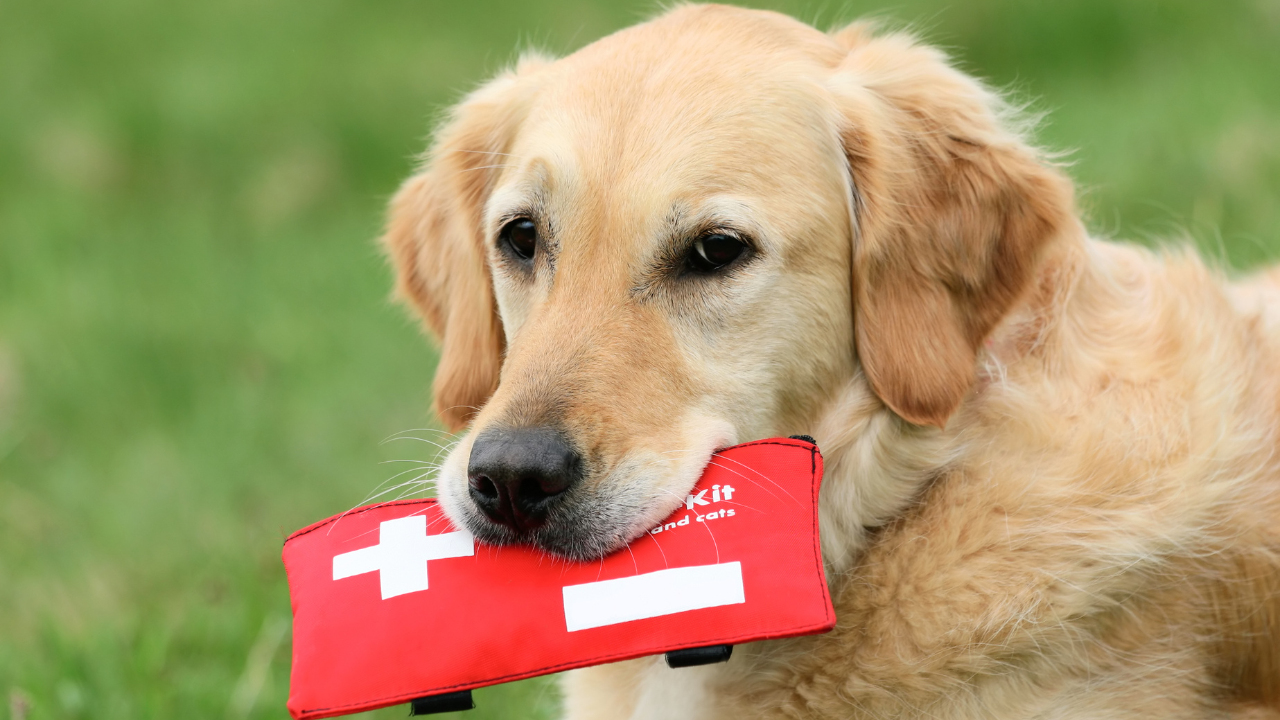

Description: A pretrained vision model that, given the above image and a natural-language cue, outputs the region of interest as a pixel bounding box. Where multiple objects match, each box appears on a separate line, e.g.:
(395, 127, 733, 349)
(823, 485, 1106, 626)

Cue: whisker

(450, 149, 522, 158)
(339, 502, 440, 544)
(380, 459, 446, 465)
(660, 485, 725, 564)
(382, 435, 457, 454)
(391, 480, 437, 503)
(699, 510, 721, 564)
(709, 498, 763, 515)
(358, 464, 444, 502)
(439, 404, 481, 413)
(705, 459, 785, 503)
(381, 427, 459, 444)
(708, 453, 801, 505)
(327, 481, 437, 537)
(623, 543, 639, 576)
(357, 472, 439, 506)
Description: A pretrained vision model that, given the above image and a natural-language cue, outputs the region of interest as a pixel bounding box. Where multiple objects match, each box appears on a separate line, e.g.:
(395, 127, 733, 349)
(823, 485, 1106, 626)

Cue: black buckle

(409, 690, 474, 715)
(665, 644, 733, 668)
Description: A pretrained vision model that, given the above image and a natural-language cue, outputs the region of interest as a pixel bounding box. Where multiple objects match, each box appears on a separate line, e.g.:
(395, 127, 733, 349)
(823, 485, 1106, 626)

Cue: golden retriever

(381, 5, 1280, 718)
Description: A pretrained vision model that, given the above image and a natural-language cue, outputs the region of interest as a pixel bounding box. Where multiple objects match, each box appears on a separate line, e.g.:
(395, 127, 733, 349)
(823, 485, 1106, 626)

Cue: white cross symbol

(332, 515, 474, 599)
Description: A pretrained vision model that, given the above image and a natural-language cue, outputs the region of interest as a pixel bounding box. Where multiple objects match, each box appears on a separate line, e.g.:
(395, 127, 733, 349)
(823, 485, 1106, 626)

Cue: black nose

(467, 427, 583, 532)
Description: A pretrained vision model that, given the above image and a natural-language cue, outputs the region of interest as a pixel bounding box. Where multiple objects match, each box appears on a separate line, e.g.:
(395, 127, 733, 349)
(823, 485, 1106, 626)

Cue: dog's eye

(687, 234, 746, 273)
(499, 218, 537, 261)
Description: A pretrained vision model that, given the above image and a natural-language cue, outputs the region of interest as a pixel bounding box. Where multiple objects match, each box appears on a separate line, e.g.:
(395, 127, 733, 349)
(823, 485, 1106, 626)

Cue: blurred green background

(1, 0, 1277, 718)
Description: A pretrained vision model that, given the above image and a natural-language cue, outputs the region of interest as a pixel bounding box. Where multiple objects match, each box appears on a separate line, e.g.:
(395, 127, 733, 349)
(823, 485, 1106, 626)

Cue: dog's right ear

(382, 55, 550, 431)
(829, 27, 1075, 429)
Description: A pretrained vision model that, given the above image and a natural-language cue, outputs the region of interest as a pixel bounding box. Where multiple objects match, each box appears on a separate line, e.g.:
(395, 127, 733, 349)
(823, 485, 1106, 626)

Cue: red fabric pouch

(282, 437, 833, 718)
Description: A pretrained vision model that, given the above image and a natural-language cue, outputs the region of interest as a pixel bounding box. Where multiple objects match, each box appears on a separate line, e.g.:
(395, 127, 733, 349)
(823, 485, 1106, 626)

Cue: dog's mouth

(438, 421, 736, 561)
(459, 479, 659, 561)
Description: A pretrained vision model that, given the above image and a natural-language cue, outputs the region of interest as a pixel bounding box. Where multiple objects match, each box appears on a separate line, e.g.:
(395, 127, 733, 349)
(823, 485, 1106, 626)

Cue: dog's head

(384, 5, 1074, 559)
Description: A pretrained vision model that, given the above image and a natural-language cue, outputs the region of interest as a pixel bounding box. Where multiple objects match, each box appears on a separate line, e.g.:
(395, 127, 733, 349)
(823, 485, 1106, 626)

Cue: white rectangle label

(562, 562, 745, 632)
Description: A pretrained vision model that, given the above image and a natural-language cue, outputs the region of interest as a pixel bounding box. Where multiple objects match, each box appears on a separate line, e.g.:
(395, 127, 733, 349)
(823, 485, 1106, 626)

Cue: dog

(381, 5, 1280, 718)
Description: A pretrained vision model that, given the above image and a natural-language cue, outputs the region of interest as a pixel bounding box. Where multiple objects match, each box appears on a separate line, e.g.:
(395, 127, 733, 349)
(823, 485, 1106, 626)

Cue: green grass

(1, 0, 1277, 718)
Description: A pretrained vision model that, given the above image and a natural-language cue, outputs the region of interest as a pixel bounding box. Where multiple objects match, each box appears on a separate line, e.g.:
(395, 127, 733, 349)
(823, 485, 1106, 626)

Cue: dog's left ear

(829, 26, 1077, 428)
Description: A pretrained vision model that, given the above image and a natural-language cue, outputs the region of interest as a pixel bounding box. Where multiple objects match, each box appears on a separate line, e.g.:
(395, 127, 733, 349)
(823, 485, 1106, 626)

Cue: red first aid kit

(283, 437, 833, 718)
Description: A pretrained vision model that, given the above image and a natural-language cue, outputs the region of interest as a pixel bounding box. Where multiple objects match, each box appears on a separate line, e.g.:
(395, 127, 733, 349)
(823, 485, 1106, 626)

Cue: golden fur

(383, 5, 1280, 717)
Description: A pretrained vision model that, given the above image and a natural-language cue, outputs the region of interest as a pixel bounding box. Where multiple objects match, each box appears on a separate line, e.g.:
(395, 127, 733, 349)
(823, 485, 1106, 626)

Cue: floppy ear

(382, 55, 549, 431)
(830, 26, 1076, 428)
